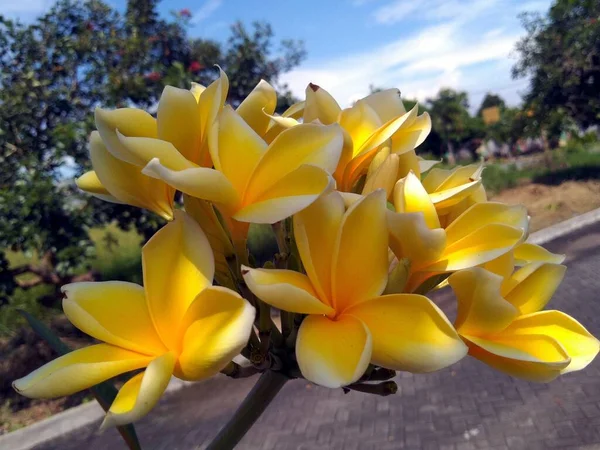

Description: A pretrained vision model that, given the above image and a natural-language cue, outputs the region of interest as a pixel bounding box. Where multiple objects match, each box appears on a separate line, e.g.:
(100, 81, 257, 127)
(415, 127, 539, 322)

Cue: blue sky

(3, 0, 552, 112)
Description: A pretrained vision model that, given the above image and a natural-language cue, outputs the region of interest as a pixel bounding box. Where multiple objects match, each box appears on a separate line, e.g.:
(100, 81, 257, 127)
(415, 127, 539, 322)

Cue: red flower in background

(145, 71, 162, 82)
(189, 61, 204, 72)
(180, 8, 192, 18)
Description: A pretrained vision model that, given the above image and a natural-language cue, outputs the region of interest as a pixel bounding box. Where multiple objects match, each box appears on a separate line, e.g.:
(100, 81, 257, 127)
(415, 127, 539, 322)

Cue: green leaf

(18, 310, 143, 450)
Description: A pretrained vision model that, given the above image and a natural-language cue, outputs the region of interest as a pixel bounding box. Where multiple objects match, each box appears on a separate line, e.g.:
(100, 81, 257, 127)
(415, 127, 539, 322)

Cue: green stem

(206, 370, 288, 450)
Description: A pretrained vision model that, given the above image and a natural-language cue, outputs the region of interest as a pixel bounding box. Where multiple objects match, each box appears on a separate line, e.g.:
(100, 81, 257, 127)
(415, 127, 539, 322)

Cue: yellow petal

(429, 179, 482, 211)
(482, 251, 515, 281)
(236, 79, 277, 136)
(245, 123, 343, 201)
(445, 202, 528, 244)
(332, 190, 388, 312)
(387, 211, 446, 264)
(393, 172, 440, 229)
(142, 210, 214, 351)
(13, 344, 152, 398)
(303, 83, 341, 125)
(396, 148, 422, 179)
(208, 106, 267, 195)
(157, 86, 202, 163)
(282, 101, 305, 119)
(101, 352, 175, 429)
(464, 334, 570, 382)
(116, 133, 199, 171)
(362, 153, 399, 198)
(441, 184, 488, 226)
(95, 108, 157, 165)
(293, 191, 345, 303)
(345, 294, 467, 372)
(197, 68, 229, 165)
(62, 281, 166, 356)
(76, 171, 124, 204)
(513, 243, 565, 266)
(391, 111, 431, 154)
(502, 311, 599, 373)
(503, 263, 566, 314)
(89, 132, 174, 220)
(418, 157, 440, 174)
(296, 314, 372, 388)
(426, 224, 523, 272)
(361, 88, 406, 123)
(177, 286, 255, 380)
(338, 101, 382, 156)
(190, 82, 206, 101)
(354, 108, 416, 157)
(183, 195, 236, 289)
(424, 164, 482, 192)
(448, 268, 518, 336)
(242, 266, 333, 314)
(234, 164, 332, 224)
(142, 158, 240, 209)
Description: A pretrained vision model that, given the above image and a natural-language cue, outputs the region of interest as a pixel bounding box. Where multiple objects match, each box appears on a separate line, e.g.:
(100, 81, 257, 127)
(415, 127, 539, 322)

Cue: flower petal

(332, 190, 388, 312)
(363, 152, 399, 198)
(142, 210, 214, 351)
(425, 224, 523, 272)
(183, 195, 236, 290)
(502, 310, 599, 373)
(177, 286, 255, 380)
(142, 158, 240, 209)
(116, 133, 199, 171)
(88, 132, 174, 220)
(361, 88, 406, 123)
(95, 108, 157, 165)
(387, 211, 446, 264)
(208, 106, 267, 195)
(157, 86, 201, 163)
(345, 294, 467, 372)
(482, 251, 515, 281)
(101, 352, 176, 429)
(393, 171, 440, 229)
(75, 171, 124, 204)
(13, 344, 152, 398)
(197, 68, 229, 166)
(303, 83, 341, 125)
(448, 268, 519, 336)
(464, 334, 570, 382)
(513, 243, 565, 266)
(338, 101, 382, 156)
(293, 191, 345, 303)
(62, 281, 167, 356)
(296, 314, 372, 388)
(445, 202, 529, 244)
(242, 266, 333, 315)
(236, 79, 277, 136)
(234, 164, 332, 224)
(503, 263, 567, 314)
(245, 123, 343, 201)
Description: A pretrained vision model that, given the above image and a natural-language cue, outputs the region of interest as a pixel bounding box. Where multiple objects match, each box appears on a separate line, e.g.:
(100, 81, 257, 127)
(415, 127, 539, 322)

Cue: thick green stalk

(206, 370, 288, 450)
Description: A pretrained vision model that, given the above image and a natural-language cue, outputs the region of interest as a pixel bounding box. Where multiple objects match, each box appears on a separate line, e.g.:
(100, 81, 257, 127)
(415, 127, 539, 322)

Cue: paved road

(36, 223, 600, 450)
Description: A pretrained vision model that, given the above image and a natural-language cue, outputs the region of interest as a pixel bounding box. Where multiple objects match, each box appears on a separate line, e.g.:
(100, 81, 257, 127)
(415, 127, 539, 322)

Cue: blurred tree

(513, 0, 600, 130)
(0, 0, 305, 308)
(477, 93, 507, 117)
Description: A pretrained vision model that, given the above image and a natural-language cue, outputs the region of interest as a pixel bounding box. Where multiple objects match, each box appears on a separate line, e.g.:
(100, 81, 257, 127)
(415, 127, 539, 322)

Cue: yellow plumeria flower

(266, 84, 432, 193)
(76, 132, 175, 220)
(448, 266, 599, 382)
(388, 171, 528, 292)
(118, 106, 344, 225)
(242, 190, 467, 388)
(482, 242, 565, 281)
(13, 211, 255, 428)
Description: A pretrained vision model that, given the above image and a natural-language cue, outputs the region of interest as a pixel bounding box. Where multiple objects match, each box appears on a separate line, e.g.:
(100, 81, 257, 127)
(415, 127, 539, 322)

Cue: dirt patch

(491, 180, 600, 232)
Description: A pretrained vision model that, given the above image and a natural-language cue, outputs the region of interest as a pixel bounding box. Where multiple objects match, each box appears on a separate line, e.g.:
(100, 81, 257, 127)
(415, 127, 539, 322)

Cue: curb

(0, 378, 191, 450)
(528, 207, 600, 245)
(2, 208, 600, 450)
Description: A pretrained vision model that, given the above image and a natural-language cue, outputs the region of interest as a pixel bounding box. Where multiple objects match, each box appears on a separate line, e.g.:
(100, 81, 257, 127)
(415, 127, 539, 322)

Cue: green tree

(0, 0, 305, 314)
(477, 93, 507, 117)
(513, 0, 600, 129)
(426, 89, 474, 158)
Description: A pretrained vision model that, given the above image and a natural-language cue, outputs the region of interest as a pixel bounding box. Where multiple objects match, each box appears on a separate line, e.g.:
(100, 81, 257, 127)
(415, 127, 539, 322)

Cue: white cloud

(281, 0, 535, 112)
(192, 0, 223, 25)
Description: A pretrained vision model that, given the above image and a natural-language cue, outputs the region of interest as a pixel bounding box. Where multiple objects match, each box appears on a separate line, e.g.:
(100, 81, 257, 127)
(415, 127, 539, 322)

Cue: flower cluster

(14, 71, 599, 430)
